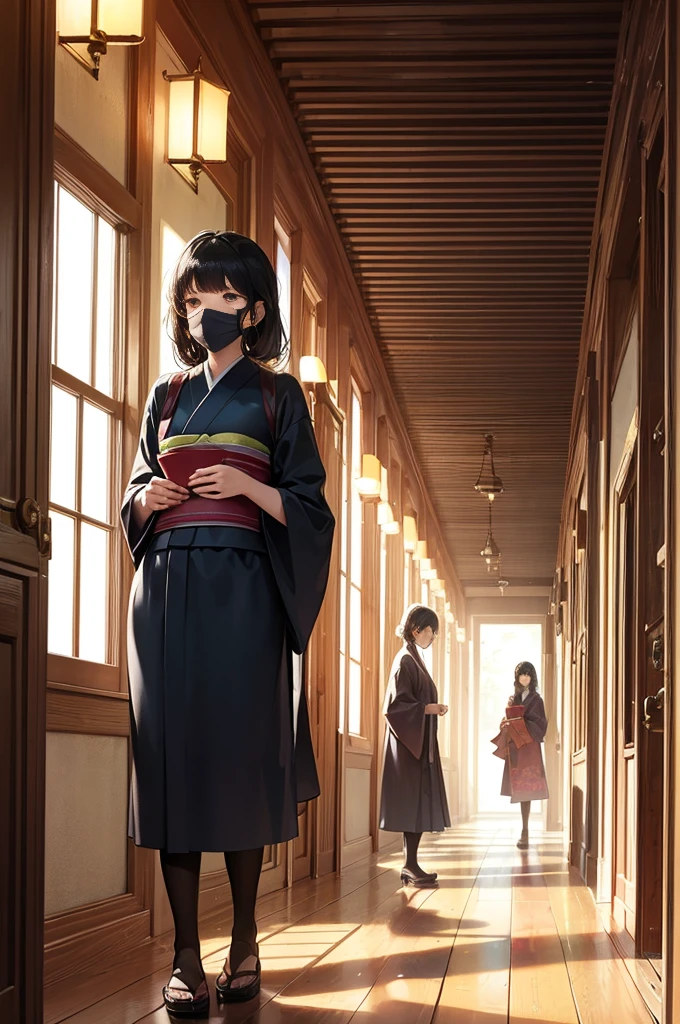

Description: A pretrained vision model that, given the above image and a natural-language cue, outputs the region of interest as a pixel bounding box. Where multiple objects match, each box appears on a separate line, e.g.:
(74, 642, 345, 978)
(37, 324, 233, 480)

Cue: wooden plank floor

(45, 820, 655, 1024)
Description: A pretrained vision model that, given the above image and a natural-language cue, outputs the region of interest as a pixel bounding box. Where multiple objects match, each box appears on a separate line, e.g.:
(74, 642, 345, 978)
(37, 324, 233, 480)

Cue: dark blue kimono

(121, 358, 334, 852)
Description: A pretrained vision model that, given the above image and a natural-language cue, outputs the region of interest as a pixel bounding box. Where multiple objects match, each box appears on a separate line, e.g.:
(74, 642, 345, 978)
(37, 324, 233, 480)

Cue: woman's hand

(188, 464, 248, 499)
(425, 703, 448, 716)
(140, 477, 189, 512)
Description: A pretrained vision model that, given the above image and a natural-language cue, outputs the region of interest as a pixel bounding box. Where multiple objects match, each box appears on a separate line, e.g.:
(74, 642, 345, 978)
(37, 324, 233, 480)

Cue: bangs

(177, 242, 253, 301)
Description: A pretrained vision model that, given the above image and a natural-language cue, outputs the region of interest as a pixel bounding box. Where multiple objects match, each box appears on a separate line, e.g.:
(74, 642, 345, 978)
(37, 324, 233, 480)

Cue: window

(275, 225, 292, 372)
(48, 183, 123, 664)
(347, 386, 363, 735)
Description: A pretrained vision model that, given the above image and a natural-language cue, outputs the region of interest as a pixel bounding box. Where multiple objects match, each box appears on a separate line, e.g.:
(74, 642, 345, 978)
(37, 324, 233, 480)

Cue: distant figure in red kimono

(380, 605, 451, 887)
(491, 661, 548, 849)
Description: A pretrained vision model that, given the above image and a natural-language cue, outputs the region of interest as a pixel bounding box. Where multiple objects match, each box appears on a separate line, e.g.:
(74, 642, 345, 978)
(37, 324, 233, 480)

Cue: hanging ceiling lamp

(474, 434, 504, 501)
(480, 501, 501, 573)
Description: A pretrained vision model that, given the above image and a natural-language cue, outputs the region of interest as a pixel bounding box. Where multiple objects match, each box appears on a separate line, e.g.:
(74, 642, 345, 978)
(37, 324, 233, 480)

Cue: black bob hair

(396, 604, 439, 643)
(166, 230, 289, 368)
(512, 661, 539, 704)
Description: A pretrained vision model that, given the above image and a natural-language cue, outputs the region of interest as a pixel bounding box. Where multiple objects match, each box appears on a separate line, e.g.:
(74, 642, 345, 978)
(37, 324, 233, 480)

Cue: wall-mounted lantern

(403, 515, 418, 552)
(164, 59, 230, 192)
(57, 0, 145, 80)
(414, 540, 428, 562)
(480, 501, 501, 573)
(356, 455, 382, 498)
(300, 356, 328, 384)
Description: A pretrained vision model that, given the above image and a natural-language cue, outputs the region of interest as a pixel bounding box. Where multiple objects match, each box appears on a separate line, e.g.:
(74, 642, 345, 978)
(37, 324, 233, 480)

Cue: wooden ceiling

(247, 0, 623, 592)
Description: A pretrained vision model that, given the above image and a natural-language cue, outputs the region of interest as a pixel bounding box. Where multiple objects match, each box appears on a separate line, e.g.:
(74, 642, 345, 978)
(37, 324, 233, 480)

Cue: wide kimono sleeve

(262, 374, 335, 654)
(384, 654, 427, 760)
(120, 376, 171, 568)
(524, 694, 548, 744)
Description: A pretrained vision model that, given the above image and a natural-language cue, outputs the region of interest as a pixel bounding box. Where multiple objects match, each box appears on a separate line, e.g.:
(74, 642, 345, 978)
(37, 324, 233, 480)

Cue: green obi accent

(159, 432, 271, 456)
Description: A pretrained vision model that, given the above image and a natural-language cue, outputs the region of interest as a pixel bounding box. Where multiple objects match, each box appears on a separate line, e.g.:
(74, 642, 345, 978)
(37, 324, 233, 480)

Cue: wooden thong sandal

(215, 942, 261, 1004)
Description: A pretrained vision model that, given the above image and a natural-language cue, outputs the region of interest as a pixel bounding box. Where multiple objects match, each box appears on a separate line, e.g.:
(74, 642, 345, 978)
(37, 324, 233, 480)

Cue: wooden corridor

(44, 821, 654, 1024)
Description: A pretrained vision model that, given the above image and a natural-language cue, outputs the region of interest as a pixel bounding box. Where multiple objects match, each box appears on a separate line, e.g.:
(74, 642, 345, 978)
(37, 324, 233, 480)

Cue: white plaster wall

(44, 732, 128, 916)
(55, 43, 129, 185)
(151, 30, 228, 380)
(345, 767, 371, 843)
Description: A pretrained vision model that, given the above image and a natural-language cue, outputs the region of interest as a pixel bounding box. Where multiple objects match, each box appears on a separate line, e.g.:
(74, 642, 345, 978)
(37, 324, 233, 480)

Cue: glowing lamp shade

(378, 503, 400, 534)
(403, 515, 418, 552)
(299, 355, 328, 384)
(415, 540, 428, 562)
(165, 62, 230, 191)
(57, 0, 144, 79)
(58, 0, 144, 37)
(356, 454, 382, 497)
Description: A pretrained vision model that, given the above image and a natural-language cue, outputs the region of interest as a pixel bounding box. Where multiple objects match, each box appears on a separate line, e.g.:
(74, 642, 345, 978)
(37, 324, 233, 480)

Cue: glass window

(48, 182, 123, 666)
(347, 385, 363, 735)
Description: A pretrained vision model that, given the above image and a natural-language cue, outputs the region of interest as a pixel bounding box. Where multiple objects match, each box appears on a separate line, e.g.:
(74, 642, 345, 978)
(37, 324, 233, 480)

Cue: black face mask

(188, 306, 245, 353)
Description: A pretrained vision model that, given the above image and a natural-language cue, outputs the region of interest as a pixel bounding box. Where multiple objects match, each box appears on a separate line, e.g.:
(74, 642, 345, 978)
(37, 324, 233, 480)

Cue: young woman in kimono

(379, 604, 451, 887)
(121, 230, 334, 1015)
(491, 660, 549, 848)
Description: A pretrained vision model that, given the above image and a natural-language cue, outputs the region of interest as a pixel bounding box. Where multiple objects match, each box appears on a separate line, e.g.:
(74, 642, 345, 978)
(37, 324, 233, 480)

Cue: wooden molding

(46, 687, 129, 736)
(47, 653, 120, 692)
(44, 904, 150, 987)
(54, 127, 142, 231)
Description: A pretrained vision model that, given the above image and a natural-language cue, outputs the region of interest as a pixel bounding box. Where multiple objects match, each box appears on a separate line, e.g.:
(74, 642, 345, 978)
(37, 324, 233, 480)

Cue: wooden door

(613, 462, 638, 940)
(0, 0, 54, 1019)
(636, 128, 666, 959)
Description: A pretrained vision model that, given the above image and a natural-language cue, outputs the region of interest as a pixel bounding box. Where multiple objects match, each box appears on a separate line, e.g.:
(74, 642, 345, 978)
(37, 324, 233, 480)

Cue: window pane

(48, 511, 75, 657)
(81, 403, 110, 522)
(339, 573, 347, 656)
(349, 584, 361, 663)
(276, 240, 291, 339)
(338, 651, 346, 733)
(95, 219, 116, 395)
(79, 523, 109, 663)
(350, 489, 362, 585)
(50, 386, 78, 509)
(348, 660, 362, 736)
(55, 188, 94, 383)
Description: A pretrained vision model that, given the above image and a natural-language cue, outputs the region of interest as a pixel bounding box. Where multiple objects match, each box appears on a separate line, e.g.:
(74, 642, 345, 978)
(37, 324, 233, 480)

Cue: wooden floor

(45, 820, 655, 1024)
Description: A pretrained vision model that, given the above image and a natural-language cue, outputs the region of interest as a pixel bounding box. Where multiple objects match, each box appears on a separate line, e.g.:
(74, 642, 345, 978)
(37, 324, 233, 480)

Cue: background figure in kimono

(121, 231, 334, 1015)
(492, 661, 549, 849)
(379, 605, 451, 888)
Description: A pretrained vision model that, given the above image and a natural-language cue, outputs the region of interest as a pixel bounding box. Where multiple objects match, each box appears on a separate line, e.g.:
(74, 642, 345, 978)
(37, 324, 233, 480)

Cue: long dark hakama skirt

(127, 536, 298, 852)
(380, 726, 450, 834)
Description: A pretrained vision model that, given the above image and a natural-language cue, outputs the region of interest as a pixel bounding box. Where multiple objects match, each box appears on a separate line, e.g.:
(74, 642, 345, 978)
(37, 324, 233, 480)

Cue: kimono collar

(181, 357, 260, 438)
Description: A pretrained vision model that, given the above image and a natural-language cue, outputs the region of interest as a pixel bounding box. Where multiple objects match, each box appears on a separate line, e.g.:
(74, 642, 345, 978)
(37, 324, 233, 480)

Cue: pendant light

(480, 501, 501, 572)
(475, 434, 504, 500)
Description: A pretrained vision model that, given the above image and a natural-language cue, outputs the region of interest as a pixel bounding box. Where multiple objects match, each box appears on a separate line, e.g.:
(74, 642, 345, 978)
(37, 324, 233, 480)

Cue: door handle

(643, 688, 665, 733)
(15, 497, 51, 557)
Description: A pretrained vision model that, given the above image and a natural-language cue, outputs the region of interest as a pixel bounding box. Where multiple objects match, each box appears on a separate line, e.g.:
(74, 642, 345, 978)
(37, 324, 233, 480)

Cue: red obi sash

(154, 445, 271, 533)
(152, 368, 275, 535)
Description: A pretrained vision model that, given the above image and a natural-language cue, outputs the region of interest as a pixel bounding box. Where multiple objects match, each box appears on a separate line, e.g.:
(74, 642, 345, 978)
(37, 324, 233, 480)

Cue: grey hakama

(379, 643, 451, 834)
(121, 360, 334, 852)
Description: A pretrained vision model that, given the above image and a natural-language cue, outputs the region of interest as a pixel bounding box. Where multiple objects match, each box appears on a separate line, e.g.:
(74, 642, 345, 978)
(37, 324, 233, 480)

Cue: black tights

(160, 846, 263, 987)
(403, 830, 424, 873)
